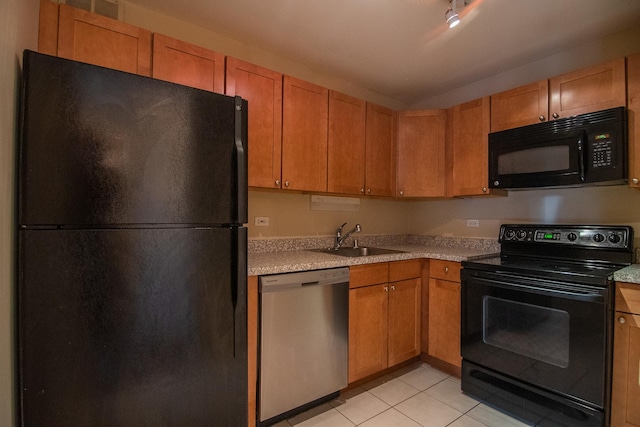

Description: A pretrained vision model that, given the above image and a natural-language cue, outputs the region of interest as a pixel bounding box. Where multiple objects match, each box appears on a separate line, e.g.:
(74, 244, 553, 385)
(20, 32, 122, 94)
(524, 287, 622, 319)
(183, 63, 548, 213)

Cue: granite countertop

(247, 235, 499, 276)
(614, 264, 640, 285)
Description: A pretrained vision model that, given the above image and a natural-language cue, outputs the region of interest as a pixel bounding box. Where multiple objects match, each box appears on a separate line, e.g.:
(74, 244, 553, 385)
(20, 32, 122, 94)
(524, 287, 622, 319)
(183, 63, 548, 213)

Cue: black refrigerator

(17, 50, 248, 426)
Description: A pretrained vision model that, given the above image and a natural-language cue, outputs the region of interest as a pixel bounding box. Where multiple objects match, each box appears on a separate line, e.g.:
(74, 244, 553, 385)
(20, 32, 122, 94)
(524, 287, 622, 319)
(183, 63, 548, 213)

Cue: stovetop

(462, 224, 634, 286)
(462, 254, 626, 286)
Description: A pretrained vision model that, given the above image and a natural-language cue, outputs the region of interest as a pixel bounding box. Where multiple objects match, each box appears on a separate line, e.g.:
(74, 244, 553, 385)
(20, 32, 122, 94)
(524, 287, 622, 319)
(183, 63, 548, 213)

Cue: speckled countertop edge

(614, 264, 640, 285)
(247, 235, 500, 276)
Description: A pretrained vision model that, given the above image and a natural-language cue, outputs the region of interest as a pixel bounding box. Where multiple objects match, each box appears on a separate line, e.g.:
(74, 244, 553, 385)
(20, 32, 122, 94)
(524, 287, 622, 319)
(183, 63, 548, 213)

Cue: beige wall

(409, 185, 640, 248)
(248, 190, 411, 238)
(0, 0, 39, 424)
(121, 1, 407, 111)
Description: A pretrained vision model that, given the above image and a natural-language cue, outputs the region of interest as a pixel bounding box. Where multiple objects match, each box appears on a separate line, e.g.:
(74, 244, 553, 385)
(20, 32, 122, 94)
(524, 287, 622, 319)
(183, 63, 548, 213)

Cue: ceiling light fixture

(445, 0, 461, 28)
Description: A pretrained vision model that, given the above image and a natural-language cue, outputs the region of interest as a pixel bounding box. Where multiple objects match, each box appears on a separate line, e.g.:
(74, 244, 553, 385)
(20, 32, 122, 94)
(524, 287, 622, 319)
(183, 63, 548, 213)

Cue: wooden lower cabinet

(348, 260, 422, 383)
(349, 283, 389, 382)
(427, 260, 462, 368)
(611, 282, 640, 427)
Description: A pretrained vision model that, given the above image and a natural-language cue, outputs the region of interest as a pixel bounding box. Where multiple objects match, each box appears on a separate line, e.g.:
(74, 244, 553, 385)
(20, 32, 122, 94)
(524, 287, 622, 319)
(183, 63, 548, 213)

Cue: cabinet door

(396, 110, 446, 198)
(327, 91, 366, 195)
(226, 58, 283, 189)
(57, 4, 151, 76)
(428, 278, 461, 368)
(490, 80, 549, 132)
(282, 76, 328, 192)
(549, 58, 626, 119)
(611, 313, 640, 427)
(365, 103, 396, 197)
(38, 0, 59, 55)
(628, 53, 640, 190)
(388, 278, 421, 366)
(451, 97, 492, 196)
(152, 33, 224, 93)
(348, 284, 388, 383)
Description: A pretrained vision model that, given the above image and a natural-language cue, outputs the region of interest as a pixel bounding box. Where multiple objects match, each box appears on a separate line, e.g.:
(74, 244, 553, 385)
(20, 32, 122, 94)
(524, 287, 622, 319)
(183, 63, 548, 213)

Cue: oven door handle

(468, 273, 606, 303)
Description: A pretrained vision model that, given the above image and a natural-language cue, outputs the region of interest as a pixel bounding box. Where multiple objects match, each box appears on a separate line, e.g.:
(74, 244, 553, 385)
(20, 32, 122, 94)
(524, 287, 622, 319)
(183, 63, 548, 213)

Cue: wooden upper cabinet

(38, 0, 59, 55)
(549, 58, 626, 119)
(628, 52, 640, 190)
(152, 34, 224, 93)
(396, 109, 446, 198)
(56, 4, 151, 76)
(451, 97, 493, 196)
(226, 57, 283, 189)
(365, 103, 397, 197)
(490, 80, 549, 132)
(282, 76, 329, 192)
(327, 91, 366, 195)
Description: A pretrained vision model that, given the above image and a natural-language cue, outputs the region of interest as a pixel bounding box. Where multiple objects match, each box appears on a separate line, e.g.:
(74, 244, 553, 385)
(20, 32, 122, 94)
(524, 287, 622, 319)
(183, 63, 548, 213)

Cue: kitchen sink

(311, 246, 407, 257)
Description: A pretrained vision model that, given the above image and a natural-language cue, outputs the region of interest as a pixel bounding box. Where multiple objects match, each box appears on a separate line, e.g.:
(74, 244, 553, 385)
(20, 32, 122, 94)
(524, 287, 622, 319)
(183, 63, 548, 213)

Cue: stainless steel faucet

(334, 222, 362, 249)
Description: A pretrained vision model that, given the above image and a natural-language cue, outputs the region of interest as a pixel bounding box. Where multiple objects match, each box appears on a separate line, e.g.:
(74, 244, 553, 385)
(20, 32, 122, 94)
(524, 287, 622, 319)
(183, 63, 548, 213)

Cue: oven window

(482, 296, 570, 368)
(497, 145, 570, 174)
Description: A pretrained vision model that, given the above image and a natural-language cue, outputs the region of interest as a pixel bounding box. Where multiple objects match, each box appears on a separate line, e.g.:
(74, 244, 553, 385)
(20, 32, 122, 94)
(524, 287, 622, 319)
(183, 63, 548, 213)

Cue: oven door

(461, 268, 610, 409)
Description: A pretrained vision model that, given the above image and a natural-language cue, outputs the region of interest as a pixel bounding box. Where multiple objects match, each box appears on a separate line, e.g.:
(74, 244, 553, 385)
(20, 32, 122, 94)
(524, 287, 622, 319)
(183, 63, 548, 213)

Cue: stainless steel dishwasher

(258, 267, 349, 425)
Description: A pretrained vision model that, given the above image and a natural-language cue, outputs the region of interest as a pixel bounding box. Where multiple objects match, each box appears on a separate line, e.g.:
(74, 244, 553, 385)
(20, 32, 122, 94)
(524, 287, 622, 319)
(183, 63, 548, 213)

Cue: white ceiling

(125, 0, 640, 106)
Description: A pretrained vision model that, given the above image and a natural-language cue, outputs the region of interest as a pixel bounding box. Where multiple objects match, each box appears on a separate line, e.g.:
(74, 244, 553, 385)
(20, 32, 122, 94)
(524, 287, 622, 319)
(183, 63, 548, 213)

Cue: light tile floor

(272, 362, 530, 427)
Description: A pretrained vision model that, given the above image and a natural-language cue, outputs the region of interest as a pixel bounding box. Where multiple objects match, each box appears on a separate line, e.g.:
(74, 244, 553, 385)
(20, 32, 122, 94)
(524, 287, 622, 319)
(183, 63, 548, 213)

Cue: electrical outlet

(254, 216, 269, 226)
(466, 219, 480, 228)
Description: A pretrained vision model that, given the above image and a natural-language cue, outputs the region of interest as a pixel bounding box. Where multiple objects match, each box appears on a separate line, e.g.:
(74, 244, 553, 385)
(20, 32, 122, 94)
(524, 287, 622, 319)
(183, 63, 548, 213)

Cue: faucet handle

(336, 222, 348, 235)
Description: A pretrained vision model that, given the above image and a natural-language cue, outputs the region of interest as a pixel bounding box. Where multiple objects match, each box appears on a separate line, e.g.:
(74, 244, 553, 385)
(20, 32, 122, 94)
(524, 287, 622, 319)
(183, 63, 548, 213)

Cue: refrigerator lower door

(18, 227, 247, 427)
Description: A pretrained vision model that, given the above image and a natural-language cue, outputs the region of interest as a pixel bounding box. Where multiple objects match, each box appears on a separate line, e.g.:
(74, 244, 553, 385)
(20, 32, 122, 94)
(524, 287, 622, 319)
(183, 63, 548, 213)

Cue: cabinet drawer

(389, 259, 423, 282)
(616, 282, 640, 315)
(429, 260, 461, 282)
(350, 263, 389, 289)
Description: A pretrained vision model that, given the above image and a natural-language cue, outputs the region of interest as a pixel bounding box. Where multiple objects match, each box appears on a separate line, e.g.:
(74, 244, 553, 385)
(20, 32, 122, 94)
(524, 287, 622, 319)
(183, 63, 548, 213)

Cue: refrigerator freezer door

(18, 227, 247, 427)
(19, 51, 247, 227)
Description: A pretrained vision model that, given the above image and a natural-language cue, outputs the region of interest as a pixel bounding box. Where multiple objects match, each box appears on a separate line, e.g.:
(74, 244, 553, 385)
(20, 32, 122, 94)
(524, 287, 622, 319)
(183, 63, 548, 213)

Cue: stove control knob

(593, 233, 605, 243)
(504, 229, 516, 240)
(609, 234, 621, 244)
(516, 230, 527, 240)
(567, 232, 578, 241)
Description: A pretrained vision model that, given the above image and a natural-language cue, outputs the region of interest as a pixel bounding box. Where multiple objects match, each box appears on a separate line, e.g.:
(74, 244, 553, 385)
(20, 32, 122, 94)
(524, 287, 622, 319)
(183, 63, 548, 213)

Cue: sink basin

(312, 247, 407, 257)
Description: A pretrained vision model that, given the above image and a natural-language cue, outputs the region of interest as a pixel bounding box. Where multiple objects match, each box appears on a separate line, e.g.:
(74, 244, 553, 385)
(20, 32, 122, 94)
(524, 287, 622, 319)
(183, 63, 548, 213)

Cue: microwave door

(489, 131, 583, 189)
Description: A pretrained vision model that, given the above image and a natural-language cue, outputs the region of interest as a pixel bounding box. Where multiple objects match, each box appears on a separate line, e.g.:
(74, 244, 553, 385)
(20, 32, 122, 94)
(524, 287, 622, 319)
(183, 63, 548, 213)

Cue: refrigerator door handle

(234, 96, 248, 224)
(233, 227, 248, 358)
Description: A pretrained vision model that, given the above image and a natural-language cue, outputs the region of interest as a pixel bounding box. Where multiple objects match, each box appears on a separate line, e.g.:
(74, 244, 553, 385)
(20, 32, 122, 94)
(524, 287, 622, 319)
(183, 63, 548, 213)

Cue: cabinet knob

(618, 316, 626, 324)
(444, 267, 449, 273)
(275, 179, 280, 187)
(633, 178, 639, 185)
(552, 112, 559, 119)
(384, 286, 389, 292)
(399, 190, 404, 196)
(391, 285, 396, 291)
(367, 188, 371, 194)
(360, 187, 365, 194)
(284, 181, 290, 188)
(482, 187, 487, 193)
(538, 115, 546, 122)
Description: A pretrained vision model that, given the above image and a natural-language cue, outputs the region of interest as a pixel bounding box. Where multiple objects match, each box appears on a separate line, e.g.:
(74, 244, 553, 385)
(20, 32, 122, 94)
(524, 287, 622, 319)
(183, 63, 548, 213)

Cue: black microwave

(488, 107, 628, 190)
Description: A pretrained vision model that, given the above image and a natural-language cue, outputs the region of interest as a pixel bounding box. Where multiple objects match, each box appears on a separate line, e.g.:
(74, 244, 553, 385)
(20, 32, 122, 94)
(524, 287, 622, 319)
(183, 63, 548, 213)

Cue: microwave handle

(578, 131, 586, 182)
